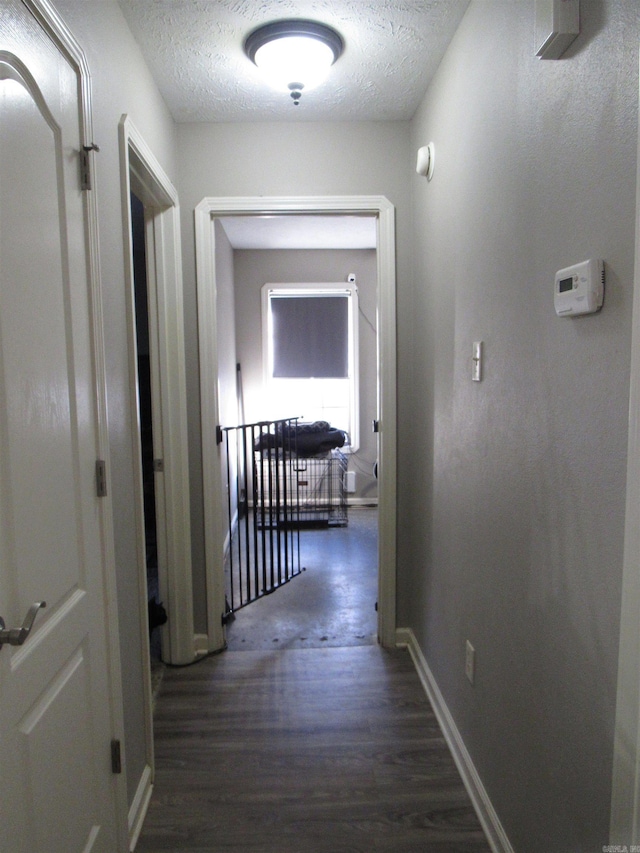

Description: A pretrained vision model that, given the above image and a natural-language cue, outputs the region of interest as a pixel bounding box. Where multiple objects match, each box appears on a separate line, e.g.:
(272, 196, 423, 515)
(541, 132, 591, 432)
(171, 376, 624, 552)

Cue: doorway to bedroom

(214, 213, 380, 649)
(196, 195, 397, 653)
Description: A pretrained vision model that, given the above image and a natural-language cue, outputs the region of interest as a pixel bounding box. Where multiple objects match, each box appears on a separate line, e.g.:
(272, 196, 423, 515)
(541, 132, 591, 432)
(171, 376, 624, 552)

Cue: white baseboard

(396, 627, 514, 853)
(223, 508, 238, 558)
(128, 764, 153, 851)
(347, 497, 378, 507)
(194, 633, 210, 656)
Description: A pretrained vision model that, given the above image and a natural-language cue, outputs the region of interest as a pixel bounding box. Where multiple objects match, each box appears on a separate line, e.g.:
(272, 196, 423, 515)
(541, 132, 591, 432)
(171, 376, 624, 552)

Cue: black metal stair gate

(222, 418, 303, 620)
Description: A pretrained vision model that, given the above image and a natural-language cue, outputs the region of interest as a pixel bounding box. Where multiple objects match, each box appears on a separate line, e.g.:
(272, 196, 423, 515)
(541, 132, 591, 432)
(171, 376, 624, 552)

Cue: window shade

(271, 295, 348, 378)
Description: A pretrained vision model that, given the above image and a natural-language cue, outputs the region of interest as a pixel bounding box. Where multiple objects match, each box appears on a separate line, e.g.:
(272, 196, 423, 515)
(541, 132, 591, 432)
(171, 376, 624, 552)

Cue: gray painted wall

(214, 222, 238, 433)
(233, 248, 378, 499)
(50, 0, 177, 810)
(407, 2, 639, 851)
(211, 222, 239, 631)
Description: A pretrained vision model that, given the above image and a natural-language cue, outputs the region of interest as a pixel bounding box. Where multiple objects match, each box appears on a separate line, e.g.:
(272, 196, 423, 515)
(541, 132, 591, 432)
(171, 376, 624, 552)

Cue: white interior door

(0, 3, 122, 851)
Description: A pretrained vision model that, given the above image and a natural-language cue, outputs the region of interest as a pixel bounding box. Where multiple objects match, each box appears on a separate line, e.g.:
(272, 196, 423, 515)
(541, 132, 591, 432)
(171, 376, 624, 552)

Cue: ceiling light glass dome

(244, 20, 344, 104)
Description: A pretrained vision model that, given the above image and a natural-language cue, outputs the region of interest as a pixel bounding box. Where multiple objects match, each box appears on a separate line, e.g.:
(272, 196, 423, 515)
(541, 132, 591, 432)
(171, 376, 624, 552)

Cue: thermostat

(554, 259, 604, 317)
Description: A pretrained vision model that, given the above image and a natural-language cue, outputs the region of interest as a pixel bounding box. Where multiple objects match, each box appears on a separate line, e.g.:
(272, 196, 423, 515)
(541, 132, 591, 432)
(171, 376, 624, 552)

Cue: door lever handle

(0, 601, 46, 649)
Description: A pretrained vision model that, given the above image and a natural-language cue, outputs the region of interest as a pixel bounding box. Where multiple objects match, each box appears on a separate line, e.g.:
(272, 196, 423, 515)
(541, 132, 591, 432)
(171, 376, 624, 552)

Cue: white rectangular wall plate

(554, 259, 604, 317)
(472, 341, 483, 382)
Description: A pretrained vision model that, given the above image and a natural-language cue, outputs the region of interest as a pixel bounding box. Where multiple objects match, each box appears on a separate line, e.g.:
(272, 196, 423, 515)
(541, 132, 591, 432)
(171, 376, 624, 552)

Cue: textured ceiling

(117, 0, 470, 123)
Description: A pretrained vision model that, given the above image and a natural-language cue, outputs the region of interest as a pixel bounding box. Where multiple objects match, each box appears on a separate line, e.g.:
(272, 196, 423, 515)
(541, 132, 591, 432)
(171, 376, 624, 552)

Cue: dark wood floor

(137, 644, 491, 852)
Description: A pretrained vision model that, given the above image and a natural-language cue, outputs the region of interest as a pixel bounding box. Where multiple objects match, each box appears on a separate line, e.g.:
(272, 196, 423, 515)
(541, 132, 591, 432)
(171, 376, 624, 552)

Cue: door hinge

(96, 460, 108, 497)
(80, 143, 99, 191)
(111, 739, 122, 774)
(216, 425, 224, 445)
(153, 458, 164, 473)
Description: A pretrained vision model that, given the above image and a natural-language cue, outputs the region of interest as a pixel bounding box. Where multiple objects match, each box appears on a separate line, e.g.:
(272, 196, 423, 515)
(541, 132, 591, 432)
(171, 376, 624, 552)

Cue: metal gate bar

(223, 418, 302, 619)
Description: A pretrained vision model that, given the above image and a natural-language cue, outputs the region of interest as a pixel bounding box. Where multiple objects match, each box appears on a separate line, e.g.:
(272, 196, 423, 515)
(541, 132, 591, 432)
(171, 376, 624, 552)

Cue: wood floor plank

(137, 646, 490, 852)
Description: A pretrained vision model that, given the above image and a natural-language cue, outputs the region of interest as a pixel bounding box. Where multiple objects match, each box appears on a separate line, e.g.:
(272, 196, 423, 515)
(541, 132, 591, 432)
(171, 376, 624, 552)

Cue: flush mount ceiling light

(244, 19, 344, 105)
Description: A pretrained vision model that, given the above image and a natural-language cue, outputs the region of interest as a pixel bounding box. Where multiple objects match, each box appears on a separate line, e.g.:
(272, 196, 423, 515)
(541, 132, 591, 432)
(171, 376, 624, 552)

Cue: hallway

(137, 510, 491, 851)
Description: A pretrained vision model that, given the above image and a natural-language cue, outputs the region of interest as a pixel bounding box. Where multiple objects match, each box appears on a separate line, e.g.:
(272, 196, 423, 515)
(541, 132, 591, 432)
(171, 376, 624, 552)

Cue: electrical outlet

(465, 640, 476, 685)
(344, 471, 356, 493)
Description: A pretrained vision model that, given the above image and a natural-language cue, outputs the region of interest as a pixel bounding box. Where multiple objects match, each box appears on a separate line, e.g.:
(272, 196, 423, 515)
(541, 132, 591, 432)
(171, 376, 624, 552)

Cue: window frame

(261, 282, 360, 450)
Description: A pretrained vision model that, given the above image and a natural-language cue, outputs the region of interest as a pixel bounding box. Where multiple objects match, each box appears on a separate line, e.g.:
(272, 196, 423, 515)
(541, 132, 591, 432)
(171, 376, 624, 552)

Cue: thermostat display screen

(559, 276, 573, 293)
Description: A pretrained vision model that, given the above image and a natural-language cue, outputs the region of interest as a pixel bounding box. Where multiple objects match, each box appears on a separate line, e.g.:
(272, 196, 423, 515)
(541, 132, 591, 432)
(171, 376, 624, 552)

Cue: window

(262, 283, 359, 449)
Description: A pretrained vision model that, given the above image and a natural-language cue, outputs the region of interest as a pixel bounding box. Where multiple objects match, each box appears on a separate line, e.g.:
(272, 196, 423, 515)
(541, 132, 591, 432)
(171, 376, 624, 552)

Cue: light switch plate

(472, 341, 483, 382)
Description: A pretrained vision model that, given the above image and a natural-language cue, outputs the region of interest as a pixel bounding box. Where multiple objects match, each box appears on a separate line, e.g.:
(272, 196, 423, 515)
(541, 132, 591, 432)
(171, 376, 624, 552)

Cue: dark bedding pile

(255, 420, 347, 457)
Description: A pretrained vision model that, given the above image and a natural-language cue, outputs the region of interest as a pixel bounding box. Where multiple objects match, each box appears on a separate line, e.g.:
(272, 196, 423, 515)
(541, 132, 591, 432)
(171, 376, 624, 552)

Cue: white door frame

(195, 195, 397, 652)
(610, 47, 640, 844)
(119, 117, 194, 680)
